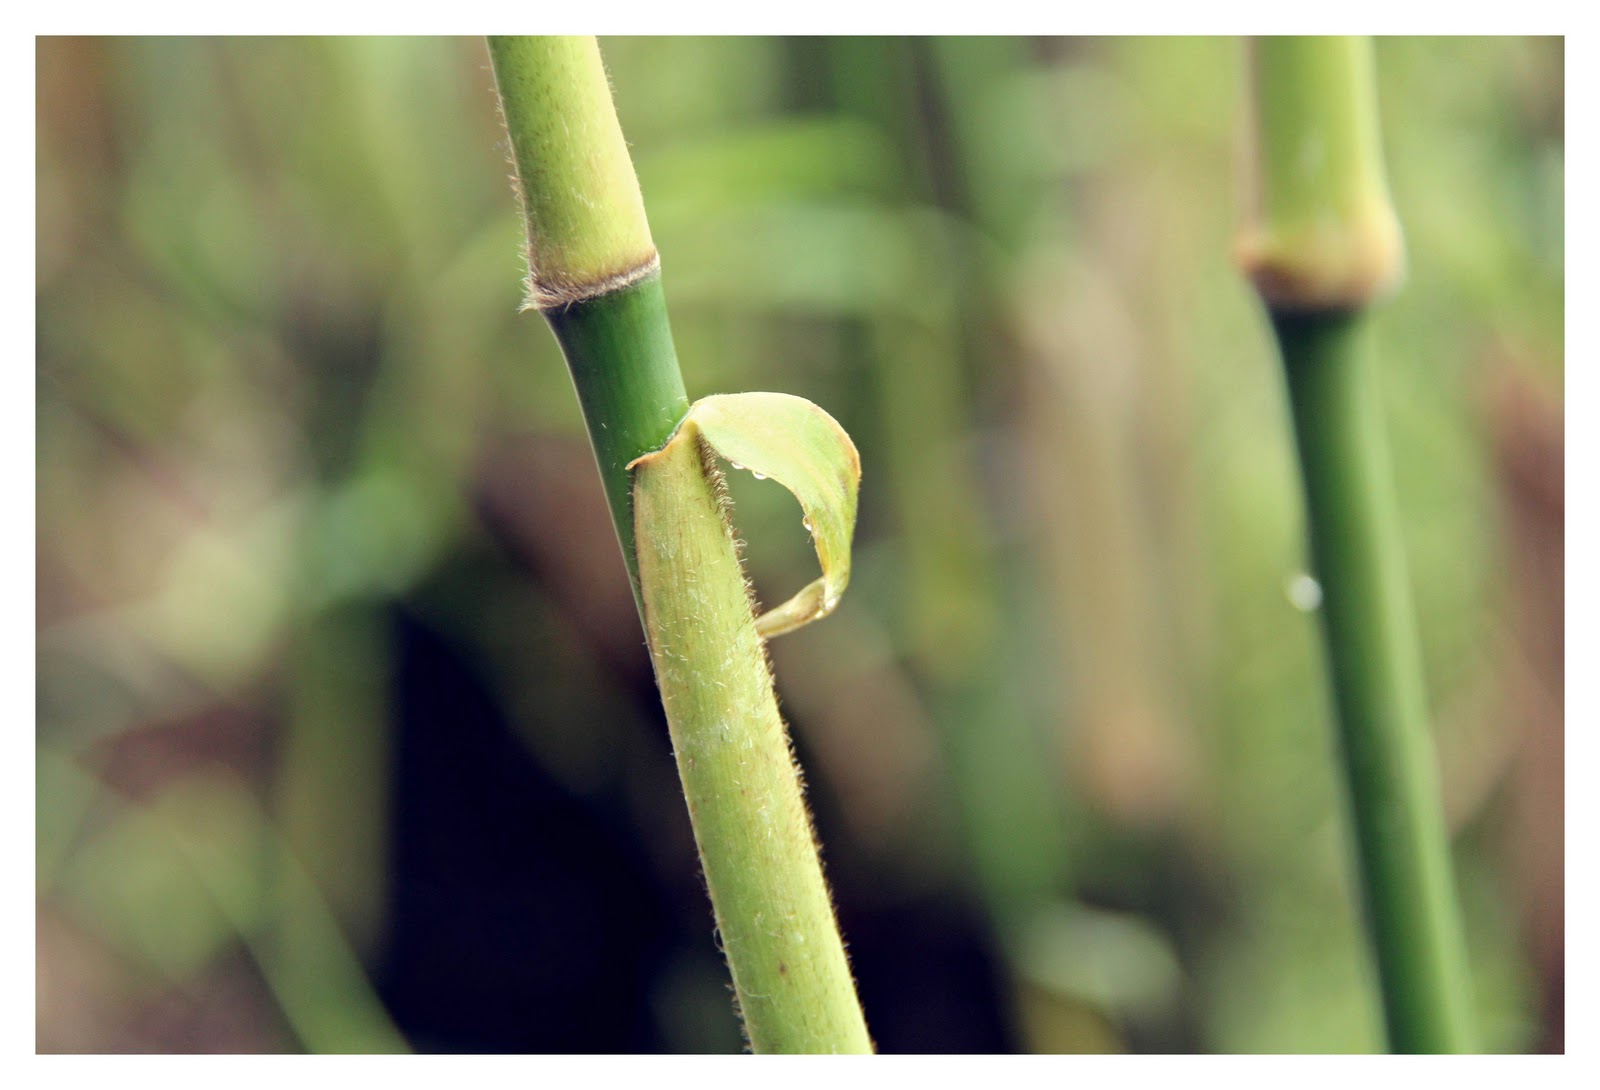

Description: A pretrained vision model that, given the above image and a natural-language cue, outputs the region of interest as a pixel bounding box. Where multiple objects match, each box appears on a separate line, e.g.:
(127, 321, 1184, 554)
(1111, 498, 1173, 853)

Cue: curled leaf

(629, 392, 861, 639)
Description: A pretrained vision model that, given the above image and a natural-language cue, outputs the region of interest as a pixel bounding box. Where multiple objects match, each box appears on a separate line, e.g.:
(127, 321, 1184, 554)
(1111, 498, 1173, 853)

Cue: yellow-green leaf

(629, 392, 861, 640)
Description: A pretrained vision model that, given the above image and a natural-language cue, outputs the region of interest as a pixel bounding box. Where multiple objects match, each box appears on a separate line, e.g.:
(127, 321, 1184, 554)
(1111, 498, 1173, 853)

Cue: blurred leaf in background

(36, 36, 1561, 1053)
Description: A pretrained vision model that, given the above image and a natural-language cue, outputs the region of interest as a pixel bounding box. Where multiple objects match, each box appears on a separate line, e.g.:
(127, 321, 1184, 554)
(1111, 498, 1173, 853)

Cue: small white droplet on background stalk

(1286, 572, 1323, 612)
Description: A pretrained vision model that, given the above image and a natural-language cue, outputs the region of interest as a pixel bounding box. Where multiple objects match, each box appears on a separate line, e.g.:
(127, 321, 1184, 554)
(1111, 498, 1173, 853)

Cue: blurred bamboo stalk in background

(1238, 35, 1475, 1053)
(826, 33, 1074, 930)
(824, 37, 1197, 1052)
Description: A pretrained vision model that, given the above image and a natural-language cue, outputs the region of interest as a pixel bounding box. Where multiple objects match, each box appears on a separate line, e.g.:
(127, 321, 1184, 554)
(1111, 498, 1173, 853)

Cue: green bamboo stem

(488, 35, 687, 602)
(1240, 36, 1474, 1053)
(487, 35, 871, 1054)
(633, 430, 873, 1053)
(1239, 37, 1404, 313)
(544, 278, 691, 599)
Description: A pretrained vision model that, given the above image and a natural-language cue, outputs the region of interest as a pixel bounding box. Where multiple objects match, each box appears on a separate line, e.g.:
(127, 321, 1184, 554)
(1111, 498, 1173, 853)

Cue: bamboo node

(524, 251, 662, 312)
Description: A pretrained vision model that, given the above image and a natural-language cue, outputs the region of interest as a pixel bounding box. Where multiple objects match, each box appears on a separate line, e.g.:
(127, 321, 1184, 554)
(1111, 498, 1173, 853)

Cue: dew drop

(801, 519, 813, 534)
(1285, 573, 1323, 612)
(751, 471, 767, 481)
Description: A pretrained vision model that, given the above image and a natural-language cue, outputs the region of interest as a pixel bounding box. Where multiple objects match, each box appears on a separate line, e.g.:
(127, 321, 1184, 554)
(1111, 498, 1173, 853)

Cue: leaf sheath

(632, 428, 873, 1054)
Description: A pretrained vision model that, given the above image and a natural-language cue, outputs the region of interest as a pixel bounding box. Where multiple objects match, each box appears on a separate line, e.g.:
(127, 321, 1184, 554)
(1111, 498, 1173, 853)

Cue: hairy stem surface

(487, 34, 871, 1053)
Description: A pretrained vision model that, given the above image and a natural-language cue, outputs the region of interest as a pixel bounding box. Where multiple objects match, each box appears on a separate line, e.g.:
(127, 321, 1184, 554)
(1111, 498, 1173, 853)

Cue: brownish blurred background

(36, 36, 1563, 1053)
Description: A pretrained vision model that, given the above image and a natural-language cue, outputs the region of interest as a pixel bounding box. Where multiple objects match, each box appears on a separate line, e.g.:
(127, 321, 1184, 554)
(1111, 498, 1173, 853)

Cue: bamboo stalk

(1239, 36, 1475, 1053)
(487, 35, 686, 598)
(486, 35, 871, 1054)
